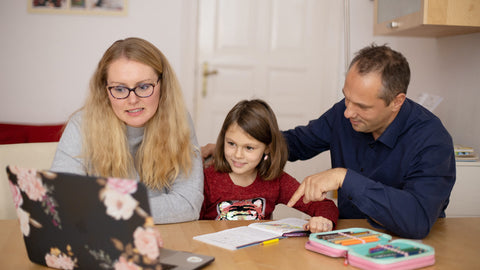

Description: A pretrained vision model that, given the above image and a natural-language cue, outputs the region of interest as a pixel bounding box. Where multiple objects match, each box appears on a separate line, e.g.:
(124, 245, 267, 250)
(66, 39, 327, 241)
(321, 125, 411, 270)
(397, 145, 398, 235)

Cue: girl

(51, 37, 203, 224)
(200, 99, 338, 232)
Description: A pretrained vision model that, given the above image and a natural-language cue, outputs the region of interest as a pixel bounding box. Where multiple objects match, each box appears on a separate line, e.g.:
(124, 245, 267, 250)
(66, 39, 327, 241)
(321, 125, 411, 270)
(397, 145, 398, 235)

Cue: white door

(194, 0, 345, 182)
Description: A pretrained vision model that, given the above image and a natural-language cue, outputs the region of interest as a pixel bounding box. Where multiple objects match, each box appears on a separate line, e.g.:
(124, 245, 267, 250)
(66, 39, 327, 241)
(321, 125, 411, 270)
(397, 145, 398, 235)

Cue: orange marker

(339, 236, 380, 246)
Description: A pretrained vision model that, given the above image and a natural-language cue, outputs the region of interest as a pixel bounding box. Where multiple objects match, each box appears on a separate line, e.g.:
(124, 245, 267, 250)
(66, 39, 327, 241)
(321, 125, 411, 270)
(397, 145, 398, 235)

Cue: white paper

(248, 218, 307, 235)
(193, 226, 279, 250)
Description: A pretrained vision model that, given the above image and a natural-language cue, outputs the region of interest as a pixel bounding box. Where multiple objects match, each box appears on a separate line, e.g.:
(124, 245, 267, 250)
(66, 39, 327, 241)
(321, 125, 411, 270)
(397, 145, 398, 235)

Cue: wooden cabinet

(374, 0, 480, 37)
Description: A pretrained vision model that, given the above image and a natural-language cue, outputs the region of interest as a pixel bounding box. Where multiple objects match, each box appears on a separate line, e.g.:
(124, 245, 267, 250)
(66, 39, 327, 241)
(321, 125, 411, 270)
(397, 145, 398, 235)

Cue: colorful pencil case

(305, 228, 435, 270)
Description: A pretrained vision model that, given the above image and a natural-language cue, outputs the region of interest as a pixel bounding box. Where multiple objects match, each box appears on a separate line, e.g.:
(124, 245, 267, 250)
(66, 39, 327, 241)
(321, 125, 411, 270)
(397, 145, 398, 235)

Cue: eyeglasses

(107, 77, 161, 99)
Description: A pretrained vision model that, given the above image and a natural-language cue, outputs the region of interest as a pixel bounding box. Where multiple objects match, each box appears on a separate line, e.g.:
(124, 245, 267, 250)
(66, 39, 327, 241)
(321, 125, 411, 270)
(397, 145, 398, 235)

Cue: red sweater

(200, 166, 339, 224)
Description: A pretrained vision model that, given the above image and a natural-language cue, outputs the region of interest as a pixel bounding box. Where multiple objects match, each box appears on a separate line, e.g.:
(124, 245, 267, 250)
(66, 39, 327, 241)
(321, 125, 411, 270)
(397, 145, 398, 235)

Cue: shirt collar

(126, 125, 144, 138)
(126, 125, 144, 156)
(376, 98, 412, 148)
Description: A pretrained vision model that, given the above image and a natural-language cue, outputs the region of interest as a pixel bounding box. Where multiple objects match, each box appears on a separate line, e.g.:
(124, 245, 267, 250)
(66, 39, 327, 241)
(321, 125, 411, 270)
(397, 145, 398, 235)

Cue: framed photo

(28, 0, 128, 16)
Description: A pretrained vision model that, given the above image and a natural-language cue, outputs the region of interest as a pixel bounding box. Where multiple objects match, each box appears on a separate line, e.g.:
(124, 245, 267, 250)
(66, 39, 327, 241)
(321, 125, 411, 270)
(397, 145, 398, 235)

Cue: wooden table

(1, 218, 479, 269)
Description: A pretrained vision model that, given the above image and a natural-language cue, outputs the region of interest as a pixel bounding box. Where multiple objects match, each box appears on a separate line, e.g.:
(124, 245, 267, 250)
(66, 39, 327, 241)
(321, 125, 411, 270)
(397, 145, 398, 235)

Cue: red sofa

(0, 123, 64, 144)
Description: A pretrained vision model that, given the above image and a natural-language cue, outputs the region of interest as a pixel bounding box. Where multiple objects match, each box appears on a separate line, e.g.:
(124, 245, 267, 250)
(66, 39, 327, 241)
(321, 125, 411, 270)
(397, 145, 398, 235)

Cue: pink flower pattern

(7, 166, 163, 269)
(133, 226, 162, 260)
(107, 178, 138, 195)
(114, 256, 142, 270)
(101, 178, 140, 220)
(9, 167, 61, 229)
(17, 207, 31, 237)
(88, 225, 163, 268)
(45, 247, 77, 270)
(103, 189, 138, 220)
(16, 168, 46, 201)
(9, 180, 23, 208)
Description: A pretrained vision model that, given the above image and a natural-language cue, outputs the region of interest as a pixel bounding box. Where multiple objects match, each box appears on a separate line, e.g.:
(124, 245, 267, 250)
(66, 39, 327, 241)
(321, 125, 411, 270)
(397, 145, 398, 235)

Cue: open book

(193, 218, 308, 250)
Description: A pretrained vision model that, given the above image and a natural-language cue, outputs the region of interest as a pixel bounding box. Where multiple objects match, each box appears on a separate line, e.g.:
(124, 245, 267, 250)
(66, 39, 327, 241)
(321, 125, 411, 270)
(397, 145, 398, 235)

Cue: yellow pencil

(261, 238, 280, 246)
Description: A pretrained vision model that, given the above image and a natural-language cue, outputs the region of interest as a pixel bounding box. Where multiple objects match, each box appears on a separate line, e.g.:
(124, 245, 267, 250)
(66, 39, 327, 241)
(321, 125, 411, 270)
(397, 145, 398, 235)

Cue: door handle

(202, 62, 218, 97)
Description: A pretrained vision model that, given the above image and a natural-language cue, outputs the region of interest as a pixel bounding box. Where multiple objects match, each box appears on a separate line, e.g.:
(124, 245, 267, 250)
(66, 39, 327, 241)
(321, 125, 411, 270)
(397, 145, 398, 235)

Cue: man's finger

(287, 183, 305, 207)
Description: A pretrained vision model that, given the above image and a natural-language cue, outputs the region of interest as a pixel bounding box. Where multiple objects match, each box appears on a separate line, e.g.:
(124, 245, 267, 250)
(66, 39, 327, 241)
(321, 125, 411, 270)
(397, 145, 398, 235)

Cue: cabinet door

(376, 0, 422, 25)
(374, 0, 480, 37)
(446, 163, 480, 217)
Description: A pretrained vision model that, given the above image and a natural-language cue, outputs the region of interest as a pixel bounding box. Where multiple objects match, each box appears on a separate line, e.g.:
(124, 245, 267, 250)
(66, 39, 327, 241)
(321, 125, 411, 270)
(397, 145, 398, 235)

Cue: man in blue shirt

(286, 44, 455, 239)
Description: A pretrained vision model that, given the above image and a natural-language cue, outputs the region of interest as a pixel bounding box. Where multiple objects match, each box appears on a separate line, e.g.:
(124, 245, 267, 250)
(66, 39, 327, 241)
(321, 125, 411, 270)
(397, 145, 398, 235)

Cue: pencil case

(305, 228, 435, 270)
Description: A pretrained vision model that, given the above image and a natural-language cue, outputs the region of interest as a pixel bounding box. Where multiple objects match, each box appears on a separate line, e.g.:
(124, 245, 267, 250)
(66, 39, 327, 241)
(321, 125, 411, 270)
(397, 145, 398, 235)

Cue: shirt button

(348, 196, 353, 200)
(360, 168, 364, 172)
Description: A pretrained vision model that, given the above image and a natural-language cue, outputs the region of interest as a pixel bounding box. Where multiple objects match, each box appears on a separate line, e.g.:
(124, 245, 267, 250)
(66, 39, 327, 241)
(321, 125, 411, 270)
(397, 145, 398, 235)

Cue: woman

(51, 37, 203, 224)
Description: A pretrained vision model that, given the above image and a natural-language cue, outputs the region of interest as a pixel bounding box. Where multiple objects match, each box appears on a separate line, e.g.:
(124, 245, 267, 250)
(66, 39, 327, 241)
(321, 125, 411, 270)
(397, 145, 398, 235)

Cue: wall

(434, 34, 480, 153)
(1, 1, 479, 153)
(348, 1, 480, 153)
(0, 0, 196, 124)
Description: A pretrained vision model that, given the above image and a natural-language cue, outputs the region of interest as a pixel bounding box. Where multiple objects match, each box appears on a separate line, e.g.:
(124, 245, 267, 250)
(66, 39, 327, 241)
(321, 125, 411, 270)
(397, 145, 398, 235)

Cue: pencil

(261, 238, 280, 246)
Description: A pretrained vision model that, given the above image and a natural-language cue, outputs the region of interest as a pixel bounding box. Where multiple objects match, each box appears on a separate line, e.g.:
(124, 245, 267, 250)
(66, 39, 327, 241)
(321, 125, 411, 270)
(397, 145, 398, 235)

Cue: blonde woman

(51, 37, 203, 223)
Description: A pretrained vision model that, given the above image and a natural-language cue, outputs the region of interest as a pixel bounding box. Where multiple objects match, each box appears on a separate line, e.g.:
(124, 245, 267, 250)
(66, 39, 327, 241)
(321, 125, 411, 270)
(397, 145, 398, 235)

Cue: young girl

(200, 99, 338, 232)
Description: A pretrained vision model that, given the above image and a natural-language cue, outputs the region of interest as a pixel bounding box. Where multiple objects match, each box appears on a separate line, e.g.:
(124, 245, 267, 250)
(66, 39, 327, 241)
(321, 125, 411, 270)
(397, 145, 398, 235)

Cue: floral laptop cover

(6, 165, 214, 270)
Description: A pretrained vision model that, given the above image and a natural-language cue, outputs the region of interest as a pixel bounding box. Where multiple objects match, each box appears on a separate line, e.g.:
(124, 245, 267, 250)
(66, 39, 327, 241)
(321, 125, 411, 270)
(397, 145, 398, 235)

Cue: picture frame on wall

(28, 0, 128, 16)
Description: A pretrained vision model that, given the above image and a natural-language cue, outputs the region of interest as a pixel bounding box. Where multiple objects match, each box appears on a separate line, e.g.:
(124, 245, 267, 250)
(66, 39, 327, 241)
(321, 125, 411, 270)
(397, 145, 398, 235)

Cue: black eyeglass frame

(107, 76, 162, 100)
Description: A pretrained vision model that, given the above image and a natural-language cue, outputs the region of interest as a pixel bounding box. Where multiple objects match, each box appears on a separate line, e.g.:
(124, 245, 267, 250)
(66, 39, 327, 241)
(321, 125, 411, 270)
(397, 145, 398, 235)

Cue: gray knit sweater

(51, 111, 204, 224)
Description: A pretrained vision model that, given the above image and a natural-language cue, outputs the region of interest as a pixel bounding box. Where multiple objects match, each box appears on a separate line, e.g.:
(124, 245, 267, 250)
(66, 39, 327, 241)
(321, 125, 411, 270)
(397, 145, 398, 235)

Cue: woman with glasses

(51, 37, 204, 224)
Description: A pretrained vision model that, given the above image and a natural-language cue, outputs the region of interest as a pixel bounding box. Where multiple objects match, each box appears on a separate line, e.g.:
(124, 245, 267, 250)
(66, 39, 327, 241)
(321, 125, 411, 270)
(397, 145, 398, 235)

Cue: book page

(248, 218, 308, 236)
(193, 226, 280, 250)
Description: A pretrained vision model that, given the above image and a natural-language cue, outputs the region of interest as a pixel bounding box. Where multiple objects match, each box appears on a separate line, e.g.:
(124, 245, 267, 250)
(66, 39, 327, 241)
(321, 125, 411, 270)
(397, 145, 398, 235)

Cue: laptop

(5, 165, 214, 270)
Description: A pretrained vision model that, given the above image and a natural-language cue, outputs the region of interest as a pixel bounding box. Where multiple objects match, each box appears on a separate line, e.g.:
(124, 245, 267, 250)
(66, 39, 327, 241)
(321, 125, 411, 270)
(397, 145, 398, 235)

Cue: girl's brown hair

(213, 99, 288, 180)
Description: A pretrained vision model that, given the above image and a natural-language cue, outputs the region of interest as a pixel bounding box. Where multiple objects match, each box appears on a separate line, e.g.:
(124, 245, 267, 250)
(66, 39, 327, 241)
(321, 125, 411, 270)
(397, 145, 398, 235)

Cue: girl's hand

(303, 216, 333, 233)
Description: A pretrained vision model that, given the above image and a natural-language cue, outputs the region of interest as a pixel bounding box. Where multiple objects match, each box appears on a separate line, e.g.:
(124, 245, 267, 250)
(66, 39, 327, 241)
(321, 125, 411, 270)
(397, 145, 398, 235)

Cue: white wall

(0, 0, 196, 124)
(1, 0, 479, 153)
(434, 34, 480, 153)
(348, 1, 480, 153)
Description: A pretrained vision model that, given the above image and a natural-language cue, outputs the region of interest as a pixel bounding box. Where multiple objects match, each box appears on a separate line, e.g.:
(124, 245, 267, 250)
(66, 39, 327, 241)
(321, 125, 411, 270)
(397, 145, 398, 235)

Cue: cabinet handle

(388, 21, 399, 29)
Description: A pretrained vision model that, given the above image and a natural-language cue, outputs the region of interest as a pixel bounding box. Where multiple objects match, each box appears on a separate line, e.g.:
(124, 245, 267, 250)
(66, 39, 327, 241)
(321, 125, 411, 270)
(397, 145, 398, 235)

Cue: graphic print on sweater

(216, 198, 266, 220)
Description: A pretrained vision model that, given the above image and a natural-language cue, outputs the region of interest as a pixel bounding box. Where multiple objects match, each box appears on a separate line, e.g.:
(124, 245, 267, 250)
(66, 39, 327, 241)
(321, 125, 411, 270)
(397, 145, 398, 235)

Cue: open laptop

(5, 165, 214, 270)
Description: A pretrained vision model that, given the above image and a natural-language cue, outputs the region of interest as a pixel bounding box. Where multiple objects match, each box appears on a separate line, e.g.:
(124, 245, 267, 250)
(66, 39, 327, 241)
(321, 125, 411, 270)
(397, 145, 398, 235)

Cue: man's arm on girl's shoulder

(200, 143, 216, 168)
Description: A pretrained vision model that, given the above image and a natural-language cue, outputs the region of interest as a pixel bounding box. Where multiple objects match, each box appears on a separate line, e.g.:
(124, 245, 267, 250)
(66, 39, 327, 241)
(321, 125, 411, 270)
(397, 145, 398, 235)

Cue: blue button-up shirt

(283, 98, 455, 238)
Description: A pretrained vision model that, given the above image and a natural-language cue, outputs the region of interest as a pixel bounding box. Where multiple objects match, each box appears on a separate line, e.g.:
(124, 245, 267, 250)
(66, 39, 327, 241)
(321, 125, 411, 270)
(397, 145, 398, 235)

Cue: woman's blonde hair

(82, 37, 192, 189)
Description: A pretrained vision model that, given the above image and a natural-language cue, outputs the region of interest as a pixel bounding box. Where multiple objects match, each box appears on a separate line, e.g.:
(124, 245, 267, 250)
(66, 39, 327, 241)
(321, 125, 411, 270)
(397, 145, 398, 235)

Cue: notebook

(5, 165, 214, 270)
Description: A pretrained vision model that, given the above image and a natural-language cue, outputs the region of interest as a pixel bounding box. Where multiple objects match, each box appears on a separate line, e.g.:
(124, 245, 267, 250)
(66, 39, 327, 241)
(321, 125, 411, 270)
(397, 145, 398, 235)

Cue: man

(284, 44, 455, 239)
(202, 44, 455, 239)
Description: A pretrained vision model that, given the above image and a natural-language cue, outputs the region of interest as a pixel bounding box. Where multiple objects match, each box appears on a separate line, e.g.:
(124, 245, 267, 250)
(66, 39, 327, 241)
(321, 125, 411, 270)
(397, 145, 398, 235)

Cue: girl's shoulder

(265, 171, 298, 183)
(274, 171, 301, 190)
(204, 165, 226, 179)
(203, 164, 215, 174)
(280, 171, 295, 179)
